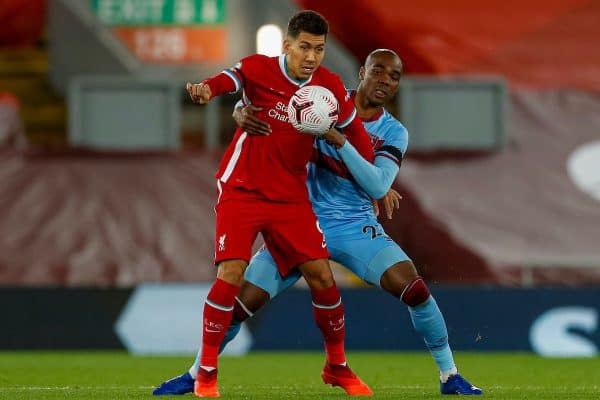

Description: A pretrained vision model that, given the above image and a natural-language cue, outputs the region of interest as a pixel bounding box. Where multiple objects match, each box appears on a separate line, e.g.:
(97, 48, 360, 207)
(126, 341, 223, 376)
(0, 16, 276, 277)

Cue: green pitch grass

(0, 351, 598, 399)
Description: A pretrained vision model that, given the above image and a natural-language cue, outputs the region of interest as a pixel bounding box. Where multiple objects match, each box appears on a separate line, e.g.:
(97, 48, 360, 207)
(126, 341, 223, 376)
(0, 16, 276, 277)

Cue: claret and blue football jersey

(308, 91, 408, 223)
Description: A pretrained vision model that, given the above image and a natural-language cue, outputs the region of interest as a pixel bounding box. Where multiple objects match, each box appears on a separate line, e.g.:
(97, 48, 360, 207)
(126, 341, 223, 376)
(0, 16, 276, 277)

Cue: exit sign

(91, 0, 226, 26)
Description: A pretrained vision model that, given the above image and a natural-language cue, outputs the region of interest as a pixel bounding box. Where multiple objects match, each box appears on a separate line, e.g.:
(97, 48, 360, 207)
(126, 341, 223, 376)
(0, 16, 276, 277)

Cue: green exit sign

(91, 0, 226, 26)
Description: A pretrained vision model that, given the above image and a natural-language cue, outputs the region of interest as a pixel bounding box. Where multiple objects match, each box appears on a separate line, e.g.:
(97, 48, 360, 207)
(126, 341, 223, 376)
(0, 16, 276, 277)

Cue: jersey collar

(349, 90, 385, 122)
(279, 54, 313, 87)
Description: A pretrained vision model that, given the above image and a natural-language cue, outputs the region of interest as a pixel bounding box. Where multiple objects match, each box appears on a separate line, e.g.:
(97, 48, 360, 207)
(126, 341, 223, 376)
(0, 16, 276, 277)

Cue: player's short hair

(287, 10, 329, 39)
(365, 49, 403, 74)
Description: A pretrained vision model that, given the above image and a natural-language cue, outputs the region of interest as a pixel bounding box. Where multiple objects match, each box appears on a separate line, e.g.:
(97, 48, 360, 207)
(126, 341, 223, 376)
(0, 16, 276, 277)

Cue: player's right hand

(233, 104, 271, 135)
(186, 82, 211, 104)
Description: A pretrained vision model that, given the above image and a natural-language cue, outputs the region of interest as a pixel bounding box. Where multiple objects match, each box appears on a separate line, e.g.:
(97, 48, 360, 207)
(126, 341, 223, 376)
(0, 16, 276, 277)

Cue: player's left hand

(373, 188, 402, 219)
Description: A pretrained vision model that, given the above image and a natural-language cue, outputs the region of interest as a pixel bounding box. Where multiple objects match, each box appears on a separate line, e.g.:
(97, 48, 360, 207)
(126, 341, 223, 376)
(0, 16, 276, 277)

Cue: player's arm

(328, 76, 374, 163)
(186, 63, 245, 104)
(334, 108, 374, 163)
(324, 128, 403, 199)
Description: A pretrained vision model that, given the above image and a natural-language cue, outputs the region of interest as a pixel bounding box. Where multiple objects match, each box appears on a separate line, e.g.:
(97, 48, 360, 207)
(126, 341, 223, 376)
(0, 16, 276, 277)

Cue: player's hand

(186, 82, 211, 104)
(372, 188, 402, 219)
(323, 128, 346, 148)
(233, 104, 271, 135)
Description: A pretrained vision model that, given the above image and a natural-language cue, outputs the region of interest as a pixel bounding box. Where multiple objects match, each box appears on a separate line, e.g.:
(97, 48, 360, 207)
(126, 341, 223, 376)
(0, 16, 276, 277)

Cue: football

(287, 85, 339, 136)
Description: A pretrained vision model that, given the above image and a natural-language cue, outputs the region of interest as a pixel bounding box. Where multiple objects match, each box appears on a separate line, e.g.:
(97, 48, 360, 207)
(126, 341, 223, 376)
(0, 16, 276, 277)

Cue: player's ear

(283, 38, 291, 54)
(359, 66, 366, 81)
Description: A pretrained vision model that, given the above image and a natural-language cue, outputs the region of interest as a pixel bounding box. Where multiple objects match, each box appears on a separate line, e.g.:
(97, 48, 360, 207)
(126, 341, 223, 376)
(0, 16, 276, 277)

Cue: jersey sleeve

(375, 121, 408, 166)
(341, 116, 374, 163)
(337, 118, 408, 198)
(338, 141, 399, 199)
(202, 55, 256, 99)
(327, 75, 356, 129)
(324, 74, 373, 162)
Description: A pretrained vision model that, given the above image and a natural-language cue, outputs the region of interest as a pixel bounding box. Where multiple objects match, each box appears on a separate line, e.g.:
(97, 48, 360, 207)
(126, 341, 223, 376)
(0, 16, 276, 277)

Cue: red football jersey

(204, 54, 373, 202)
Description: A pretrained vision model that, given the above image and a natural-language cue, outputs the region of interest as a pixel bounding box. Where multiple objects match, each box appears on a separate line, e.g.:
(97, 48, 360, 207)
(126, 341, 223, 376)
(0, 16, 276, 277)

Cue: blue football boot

(152, 372, 195, 395)
(440, 374, 483, 395)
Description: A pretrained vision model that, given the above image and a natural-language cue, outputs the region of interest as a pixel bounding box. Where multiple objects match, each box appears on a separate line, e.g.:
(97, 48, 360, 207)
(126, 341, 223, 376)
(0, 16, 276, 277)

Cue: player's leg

(154, 258, 248, 397)
(328, 219, 482, 395)
(154, 250, 302, 396)
(380, 261, 482, 395)
(189, 249, 302, 377)
(297, 258, 373, 396)
(193, 258, 247, 398)
(193, 186, 261, 398)
(265, 203, 372, 396)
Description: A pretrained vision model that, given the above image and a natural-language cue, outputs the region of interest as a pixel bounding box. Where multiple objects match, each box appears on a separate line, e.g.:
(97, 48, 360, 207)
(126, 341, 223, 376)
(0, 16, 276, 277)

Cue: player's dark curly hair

(287, 10, 329, 39)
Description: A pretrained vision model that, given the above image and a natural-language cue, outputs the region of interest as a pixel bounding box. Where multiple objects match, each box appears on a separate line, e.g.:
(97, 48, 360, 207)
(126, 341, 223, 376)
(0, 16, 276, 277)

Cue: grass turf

(0, 351, 598, 399)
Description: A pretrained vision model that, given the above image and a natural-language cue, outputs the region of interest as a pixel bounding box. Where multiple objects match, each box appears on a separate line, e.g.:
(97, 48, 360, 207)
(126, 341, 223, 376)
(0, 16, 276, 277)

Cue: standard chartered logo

(529, 307, 598, 357)
(268, 102, 290, 122)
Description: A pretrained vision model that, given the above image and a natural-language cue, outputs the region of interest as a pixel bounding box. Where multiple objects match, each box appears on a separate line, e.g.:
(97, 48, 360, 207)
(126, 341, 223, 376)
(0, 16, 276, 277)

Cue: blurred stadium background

(1, 0, 599, 371)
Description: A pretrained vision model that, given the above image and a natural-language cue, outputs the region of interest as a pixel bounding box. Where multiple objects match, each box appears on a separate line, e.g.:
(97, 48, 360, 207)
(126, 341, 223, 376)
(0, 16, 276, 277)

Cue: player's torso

(221, 56, 343, 202)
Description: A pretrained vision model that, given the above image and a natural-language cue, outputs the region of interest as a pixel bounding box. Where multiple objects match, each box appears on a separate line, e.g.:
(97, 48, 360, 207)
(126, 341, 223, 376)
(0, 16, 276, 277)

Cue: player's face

(284, 31, 326, 80)
(359, 53, 402, 107)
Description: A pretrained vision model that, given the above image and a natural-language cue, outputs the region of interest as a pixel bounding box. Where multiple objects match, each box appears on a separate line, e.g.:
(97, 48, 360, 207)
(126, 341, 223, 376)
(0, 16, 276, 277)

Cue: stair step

(0, 77, 61, 106)
(0, 48, 48, 76)
(25, 129, 68, 151)
(21, 103, 66, 130)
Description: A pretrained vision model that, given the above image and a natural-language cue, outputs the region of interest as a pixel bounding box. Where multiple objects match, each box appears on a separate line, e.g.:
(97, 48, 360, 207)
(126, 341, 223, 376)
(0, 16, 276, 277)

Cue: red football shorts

(214, 182, 329, 276)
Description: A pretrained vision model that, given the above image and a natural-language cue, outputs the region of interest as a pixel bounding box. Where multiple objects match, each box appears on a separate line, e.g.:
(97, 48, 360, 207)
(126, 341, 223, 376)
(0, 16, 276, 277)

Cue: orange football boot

(194, 368, 219, 398)
(321, 363, 374, 396)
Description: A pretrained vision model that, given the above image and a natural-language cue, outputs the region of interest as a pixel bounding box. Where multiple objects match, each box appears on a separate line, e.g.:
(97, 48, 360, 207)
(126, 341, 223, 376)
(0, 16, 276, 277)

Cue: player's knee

(235, 283, 270, 318)
(299, 259, 335, 290)
(400, 276, 431, 307)
(217, 260, 247, 285)
(232, 297, 253, 322)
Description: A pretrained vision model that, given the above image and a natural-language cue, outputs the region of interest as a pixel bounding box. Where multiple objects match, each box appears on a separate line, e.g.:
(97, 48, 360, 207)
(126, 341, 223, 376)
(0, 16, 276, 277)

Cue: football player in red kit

(184, 10, 375, 398)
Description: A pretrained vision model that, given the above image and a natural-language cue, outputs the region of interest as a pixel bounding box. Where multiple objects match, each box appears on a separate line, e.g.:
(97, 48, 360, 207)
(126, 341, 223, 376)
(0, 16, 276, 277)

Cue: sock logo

(330, 317, 345, 331)
(204, 320, 224, 333)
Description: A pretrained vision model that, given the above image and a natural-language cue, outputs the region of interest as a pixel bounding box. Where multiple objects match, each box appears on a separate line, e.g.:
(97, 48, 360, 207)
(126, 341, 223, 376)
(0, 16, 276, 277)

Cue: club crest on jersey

(370, 135, 385, 151)
(218, 234, 226, 251)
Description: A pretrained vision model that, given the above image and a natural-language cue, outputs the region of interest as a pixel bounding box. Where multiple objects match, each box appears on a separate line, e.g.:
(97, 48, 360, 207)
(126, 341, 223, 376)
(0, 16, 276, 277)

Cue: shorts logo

(218, 234, 226, 252)
(316, 221, 327, 248)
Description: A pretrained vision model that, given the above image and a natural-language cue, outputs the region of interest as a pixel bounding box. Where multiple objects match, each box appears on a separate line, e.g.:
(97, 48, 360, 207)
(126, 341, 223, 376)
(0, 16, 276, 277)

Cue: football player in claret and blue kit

(155, 48, 483, 397)
(173, 9, 376, 398)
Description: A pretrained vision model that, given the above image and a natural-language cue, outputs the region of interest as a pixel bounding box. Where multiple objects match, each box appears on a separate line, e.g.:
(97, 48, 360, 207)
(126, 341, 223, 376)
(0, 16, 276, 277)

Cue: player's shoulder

(381, 110, 407, 133)
(314, 65, 344, 86)
(378, 110, 409, 142)
(238, 54, 277, 69)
